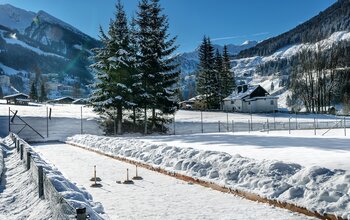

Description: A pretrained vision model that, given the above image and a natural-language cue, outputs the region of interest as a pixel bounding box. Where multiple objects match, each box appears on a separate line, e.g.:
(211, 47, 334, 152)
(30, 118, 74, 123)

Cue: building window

(270, 100, 274, 105)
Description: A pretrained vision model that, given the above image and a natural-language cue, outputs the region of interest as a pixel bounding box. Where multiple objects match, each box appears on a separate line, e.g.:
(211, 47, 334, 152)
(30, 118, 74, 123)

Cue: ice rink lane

(33, 143, 314, 220)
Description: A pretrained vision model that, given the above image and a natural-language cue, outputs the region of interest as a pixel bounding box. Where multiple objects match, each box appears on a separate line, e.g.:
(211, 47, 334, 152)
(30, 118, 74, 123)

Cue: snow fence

(68, 134, 350, 220)
(10, 134, 106, 220)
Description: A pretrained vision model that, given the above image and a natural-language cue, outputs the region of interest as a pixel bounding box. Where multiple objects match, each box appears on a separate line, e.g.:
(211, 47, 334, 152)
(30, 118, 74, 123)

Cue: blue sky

(0, 0, 336, 52)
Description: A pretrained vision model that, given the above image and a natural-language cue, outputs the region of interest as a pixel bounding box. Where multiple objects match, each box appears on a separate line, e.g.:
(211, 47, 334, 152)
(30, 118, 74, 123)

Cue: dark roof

(224, 85, 271, 101)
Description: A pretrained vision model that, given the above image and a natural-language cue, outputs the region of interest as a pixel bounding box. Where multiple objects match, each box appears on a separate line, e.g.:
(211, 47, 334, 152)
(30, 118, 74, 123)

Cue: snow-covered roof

(223, 86, 258, 101)
(72, 98, 88, 104)
(3, 93, 29, 99)
(188, 94, 207, 102)
(224, 85, 277, 102)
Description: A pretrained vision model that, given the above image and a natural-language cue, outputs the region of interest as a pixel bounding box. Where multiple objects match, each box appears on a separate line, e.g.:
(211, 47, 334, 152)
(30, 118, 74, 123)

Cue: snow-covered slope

(232, 31, 350, 108)
(35, 10, 89, 39)
(178, 41, 258, 76)
(0, 4, 99, 98)
(0, 4, 35, 33)
(233, 31, 350, 78)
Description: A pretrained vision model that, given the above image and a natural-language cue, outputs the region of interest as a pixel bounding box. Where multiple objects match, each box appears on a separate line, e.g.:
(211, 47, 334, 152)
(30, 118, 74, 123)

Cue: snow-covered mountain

(0, 4, 36, 33)
(177, 41, 258, 76)
(238, 0, 350, 58)
(231, 0, 350, 108)
(0, 4, 99, 98)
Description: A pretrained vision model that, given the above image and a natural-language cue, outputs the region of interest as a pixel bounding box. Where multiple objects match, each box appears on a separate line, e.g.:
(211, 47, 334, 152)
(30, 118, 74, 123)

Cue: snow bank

(7, 135, 106, 219)
(0, 139, 6, 179)
(0, 135, 14, 177)
(68, 134, 350, 219)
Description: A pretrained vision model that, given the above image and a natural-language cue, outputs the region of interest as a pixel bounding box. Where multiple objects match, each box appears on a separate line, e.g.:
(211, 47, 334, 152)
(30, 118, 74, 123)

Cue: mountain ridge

(237, 0, 350, 58)
(0, 4, 99, 98)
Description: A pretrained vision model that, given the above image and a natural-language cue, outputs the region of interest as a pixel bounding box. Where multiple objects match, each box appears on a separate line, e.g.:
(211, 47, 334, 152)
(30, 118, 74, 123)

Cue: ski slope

(33, 143, 312, 220)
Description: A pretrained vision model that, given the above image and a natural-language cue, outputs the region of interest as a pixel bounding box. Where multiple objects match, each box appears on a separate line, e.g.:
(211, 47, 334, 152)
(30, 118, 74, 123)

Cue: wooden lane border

(67, 142, 346, 220)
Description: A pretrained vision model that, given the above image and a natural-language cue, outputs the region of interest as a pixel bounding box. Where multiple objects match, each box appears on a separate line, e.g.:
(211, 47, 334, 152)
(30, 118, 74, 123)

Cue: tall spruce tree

(29, 82, 38, 101)
(222, 45, 235, 97)
(214, 49, 223, 109)
(129, 16, 142, 128)
(136, 0, 179, 133)
(90, 0, 135, 134)
(39, 83, 47, 102)
(196, 36, 215, 109)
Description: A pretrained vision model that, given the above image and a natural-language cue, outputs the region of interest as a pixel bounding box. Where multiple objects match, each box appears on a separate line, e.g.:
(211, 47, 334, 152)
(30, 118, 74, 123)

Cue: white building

(223, 85, 278, 113)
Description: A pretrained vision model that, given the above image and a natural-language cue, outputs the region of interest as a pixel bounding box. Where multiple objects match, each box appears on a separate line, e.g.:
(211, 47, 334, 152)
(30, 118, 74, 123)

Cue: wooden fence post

(20, 144, 24, 160)
(76, 207, 87, 220)
(38, 166, 44, 198)
(26, 152, 31, 170)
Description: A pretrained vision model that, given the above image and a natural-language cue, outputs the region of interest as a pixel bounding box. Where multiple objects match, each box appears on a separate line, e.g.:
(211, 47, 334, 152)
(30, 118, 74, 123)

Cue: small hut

(3, 93, 30, 105)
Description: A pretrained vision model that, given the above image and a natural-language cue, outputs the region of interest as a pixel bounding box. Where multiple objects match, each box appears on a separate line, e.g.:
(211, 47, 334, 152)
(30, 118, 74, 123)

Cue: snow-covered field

(67, 134, 350, 219)
(2, 103, 349, 219)
(33, 142, 312, 220)
(1, 102, 345, 140)
(138, 129, 350, 171)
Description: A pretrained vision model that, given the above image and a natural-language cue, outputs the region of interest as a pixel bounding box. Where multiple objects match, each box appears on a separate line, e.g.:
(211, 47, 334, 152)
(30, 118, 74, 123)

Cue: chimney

(237, 86, 242, 93)
(243, 84, 248, 93)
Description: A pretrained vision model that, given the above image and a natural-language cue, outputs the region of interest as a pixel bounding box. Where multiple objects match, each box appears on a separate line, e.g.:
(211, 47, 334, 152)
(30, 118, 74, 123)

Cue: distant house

(223, 85, 278, 113)
(50, 96, 75, 104)
(179, 100, 194, 110)
(72, 98, 88, 105)
(3, 93, 30, 105)
(180, 95, 208, 110)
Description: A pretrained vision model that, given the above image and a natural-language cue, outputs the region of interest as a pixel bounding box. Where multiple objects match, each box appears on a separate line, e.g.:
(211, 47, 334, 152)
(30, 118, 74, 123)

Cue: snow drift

(1, 135, 106, 220)
(68, 134, 350, 219)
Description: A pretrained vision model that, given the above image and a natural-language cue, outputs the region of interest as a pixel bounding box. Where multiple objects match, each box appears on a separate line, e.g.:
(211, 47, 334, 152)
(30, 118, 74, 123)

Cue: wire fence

(169, 111, 349, 136)
(2, 104, 103, 141)
(2, 104, 349, 139)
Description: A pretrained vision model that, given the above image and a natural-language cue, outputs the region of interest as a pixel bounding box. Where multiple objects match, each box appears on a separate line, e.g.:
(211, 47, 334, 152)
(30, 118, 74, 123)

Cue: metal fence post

(226, 112, 229, 132)
(344, 117, 347, 137)
(80, 106, 83, 135)
(8, 107, 11, 133)
(46, 107, 49, 138)
(267, 119, 269, 134)
(38, 166, 44, 198)
(201, 111, 203, 133)
(232, 120, 234, 134)
(274, 111, 276, 130)
(173, 114, 176, 135)
(288, 118, 291, 135)
(314, 117, 316, 136)
(218, 121, 221, 132)
(76, 207, 87, 220)
(248, 120, 250, 133)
